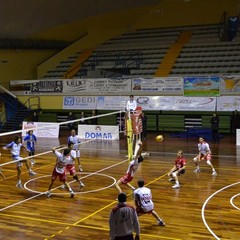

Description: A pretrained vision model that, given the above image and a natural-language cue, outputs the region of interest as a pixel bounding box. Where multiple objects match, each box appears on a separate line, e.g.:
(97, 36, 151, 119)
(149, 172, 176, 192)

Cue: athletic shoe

(172, 184, 180, 189)
(80, 181, 85, 188)
(16, 182, 23, 189)
(70, 191, 75, 198)
(46, 191, 51, 197)
(31, 159, 35, 165)
(79, 167, 83, 172)
(158, 220, 165, 226)
(61, 184, 66, 189)
(212, 171, 217, 176)
(194, 168, 201, 173)
(29, 171, 37, 176)
(168, 178, 174, 182)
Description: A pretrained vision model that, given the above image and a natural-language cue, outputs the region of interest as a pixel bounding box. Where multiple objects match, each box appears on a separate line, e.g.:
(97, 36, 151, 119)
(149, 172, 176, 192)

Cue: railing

(218, 11, 227, 40)
(0, 92, 40, 129)
(104, 51, 143, 78)
(0, 85, 16, 98)
(23, 96, 40, 109)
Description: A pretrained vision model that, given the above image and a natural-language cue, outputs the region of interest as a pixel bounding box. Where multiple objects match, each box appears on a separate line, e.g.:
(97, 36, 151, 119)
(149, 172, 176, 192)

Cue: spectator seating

(43, 24, 240, 78)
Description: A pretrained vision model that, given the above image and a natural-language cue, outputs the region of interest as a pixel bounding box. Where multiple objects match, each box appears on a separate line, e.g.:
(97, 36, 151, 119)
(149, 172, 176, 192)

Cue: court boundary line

(201, 181, 240, 240)
(0, 158, 128, 212)
(0, 212, 180, 240)
(230, 193, 240, 210)
(45, 173, 168, 239)
(24, 172, 116, 195)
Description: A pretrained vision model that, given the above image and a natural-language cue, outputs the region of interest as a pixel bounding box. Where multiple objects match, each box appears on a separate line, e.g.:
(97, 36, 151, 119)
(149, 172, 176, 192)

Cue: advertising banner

(97, 96, 128, 110)
(78, 125, 119, 140)
(96, 96, 175, 111)
(173, 96, 216, 111)
(132, 77, 183, 94)
(22, 121, 59, 138)
(63, 96, 97, 109)
(221, 76, 240, 94)
(135, 96, 174, 110)
(184, 76, 220, 96)
(217, 96, 240, 111)
(62, 78, 131, 93)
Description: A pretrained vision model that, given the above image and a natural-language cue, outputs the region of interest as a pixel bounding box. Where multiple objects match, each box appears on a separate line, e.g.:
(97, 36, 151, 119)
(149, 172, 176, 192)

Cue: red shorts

(200, 153, 211, 161)
(136, 207, 153, 216)
(120, 174, 133, 184)
(65, 164, 76, 175)
(51, 168, 67, 182)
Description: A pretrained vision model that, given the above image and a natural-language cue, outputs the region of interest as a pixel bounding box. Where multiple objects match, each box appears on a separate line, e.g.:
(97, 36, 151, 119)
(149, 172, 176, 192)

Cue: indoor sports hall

(0, 1, 240, 240)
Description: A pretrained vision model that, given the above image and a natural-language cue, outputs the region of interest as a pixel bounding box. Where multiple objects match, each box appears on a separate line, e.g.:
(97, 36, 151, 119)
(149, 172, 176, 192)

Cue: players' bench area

(33, 110, 232, 134)
(202, 115, 231, 133)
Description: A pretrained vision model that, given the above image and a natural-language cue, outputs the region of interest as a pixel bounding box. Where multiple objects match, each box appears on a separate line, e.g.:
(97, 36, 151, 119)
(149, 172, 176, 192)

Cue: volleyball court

(0, 108, 142, 199)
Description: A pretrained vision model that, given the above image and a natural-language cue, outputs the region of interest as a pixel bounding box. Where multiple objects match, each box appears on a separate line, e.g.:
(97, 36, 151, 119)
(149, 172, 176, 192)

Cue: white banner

(78, 125, 119, 140)
(173, 97, 216, 111)
(97, 96, 128, 110)
(96, 96, 174, 110)
(217, 96, 240, 111)
(132, 77, 183, 94)
(237, 129, 240, 146)
(62, 78, 131, 93)
(63, 96, 97, 109)
(22, 121, 59, 138)
(136, 96, 174, 110)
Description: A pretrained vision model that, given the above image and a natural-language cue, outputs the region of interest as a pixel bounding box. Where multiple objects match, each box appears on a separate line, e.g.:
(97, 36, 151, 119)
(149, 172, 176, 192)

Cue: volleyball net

(0, 110, 126, 168)
(0, 107, 146, 172)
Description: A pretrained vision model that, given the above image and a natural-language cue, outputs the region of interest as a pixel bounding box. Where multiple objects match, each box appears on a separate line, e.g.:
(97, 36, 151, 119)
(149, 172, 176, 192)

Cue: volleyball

(155, 135, 164, 142)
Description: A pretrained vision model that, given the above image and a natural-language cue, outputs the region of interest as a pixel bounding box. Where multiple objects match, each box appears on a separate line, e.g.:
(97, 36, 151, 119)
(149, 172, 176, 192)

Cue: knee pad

(138, 155, 144, 163)
(206, 160, 211, 166)
(193, 157, 198, 163)
(180, 169, 185, 174)
(73, 175, 78, 181)
(172, 172, 177, 178)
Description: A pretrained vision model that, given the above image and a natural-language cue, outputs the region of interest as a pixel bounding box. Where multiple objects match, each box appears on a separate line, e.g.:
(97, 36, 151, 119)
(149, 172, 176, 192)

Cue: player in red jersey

(167, 150, 186, 189)
(115, 140, 143, 194)
(134, 179, 165, 226)
(193, 137, 217, 176)
(46, 146, 74, 198)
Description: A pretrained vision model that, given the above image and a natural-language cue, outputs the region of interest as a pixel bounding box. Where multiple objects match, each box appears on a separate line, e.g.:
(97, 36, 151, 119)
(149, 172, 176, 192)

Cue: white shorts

(12, 156, 23, 167)
(72, 150, 81, 158)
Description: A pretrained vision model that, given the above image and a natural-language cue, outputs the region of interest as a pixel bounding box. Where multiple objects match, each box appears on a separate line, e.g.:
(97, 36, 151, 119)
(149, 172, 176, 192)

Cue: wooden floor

(0, 131, 240, 240)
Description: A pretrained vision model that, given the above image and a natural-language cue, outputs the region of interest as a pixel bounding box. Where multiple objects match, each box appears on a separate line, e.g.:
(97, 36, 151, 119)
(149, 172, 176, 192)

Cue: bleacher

(42, 23, 240, 79)
(43, 53, 81, 78)
(170, 23, 240, 76)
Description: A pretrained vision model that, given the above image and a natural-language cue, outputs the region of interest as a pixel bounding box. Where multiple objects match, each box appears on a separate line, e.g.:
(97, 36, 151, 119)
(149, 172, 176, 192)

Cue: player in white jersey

(67, 129, 83, 171)
(46, 147, 74, 198)
(126, 95, 137, 113)
(65, 141, 85, 189)
(193, 137, 217, 176)
(115, 141, 143, 194)
(2, 135, 36, 188)
(134, 179, 165, 226)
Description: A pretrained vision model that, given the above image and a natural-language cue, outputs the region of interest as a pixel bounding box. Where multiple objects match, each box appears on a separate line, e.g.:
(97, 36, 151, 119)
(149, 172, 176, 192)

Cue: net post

(126, 113, 133, 161)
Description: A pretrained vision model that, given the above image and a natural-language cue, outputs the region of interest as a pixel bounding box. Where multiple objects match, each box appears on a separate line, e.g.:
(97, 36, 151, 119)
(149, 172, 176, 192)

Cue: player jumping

(115, 140, 144, 194)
